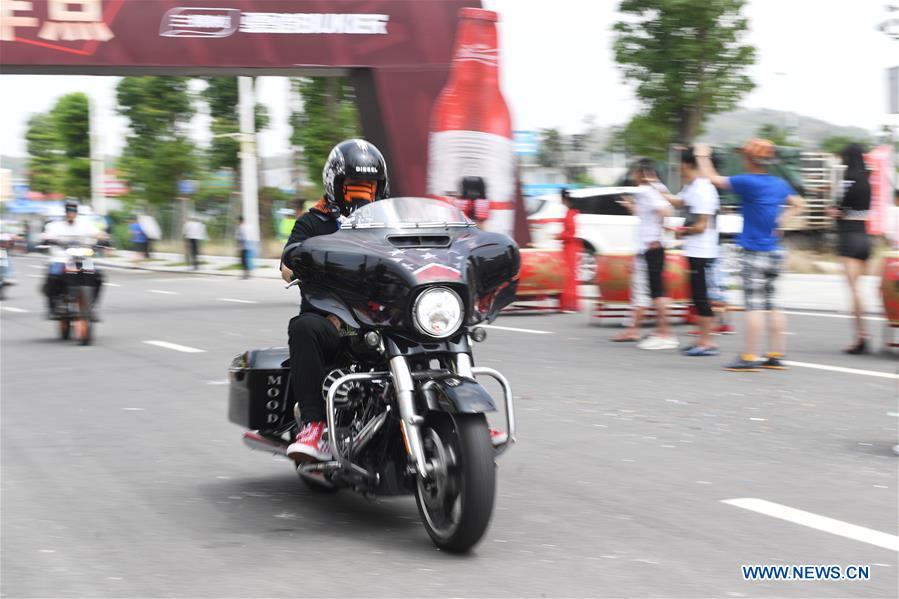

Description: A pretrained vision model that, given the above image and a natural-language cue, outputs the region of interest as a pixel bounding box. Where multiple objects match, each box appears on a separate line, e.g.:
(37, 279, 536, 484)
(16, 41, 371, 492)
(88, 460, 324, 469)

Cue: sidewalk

(93, 250, 282, 279)
(92, 251, 884, 314)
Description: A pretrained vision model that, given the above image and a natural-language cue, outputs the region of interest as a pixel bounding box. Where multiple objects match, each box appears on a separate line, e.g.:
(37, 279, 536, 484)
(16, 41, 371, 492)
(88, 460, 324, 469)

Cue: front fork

(390, 352, 516, 480)
(389, 355, 430, 477)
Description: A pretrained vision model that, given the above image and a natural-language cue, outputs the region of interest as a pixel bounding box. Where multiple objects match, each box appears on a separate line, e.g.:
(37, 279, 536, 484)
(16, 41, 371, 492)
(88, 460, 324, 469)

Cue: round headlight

(412, 287, 463, 338)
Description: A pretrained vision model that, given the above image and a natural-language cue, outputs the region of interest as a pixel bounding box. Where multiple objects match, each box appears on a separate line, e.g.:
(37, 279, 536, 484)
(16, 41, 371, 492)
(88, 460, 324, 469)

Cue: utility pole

(238, 76, 261, 251)
(88, 96, 106, 215)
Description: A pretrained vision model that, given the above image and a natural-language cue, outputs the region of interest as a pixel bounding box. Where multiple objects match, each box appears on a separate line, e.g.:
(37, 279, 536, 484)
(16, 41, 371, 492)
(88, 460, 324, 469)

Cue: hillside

(697, 108, 874, 147)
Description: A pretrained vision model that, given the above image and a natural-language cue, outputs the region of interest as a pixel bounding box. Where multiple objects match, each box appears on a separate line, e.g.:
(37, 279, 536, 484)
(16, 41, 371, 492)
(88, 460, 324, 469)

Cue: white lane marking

(888, 412, 899, 418)
(723, 498, 899, 552)
(784, 360, 898, 380)
(205, 380, 230, 385)
(783, 310, 886, 322)
(27, 274, 42, 278)
(1, 306, 28, 313)
(479, 324, 553, 335)
(28, 264, 43, 270)
(122, 407, 144, 411)
(142, 340, 206, 353)
(217, 298, 257, 304)
(148, 289, 177, 295)
(104, 282, 122, 287)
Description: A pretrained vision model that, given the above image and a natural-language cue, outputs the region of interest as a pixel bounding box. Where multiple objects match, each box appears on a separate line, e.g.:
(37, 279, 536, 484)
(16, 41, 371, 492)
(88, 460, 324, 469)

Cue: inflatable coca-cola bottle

(426, 7, 515, 238)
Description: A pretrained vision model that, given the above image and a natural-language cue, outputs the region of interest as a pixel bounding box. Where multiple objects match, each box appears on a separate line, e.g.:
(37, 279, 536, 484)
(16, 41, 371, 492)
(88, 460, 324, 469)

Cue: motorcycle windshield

(344, 197, 472, 229)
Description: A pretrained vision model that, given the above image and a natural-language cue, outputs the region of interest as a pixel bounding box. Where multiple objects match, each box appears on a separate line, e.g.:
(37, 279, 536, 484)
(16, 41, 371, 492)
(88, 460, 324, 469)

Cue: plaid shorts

(740, 249, 785, 311)
(705, 259, 724, 303)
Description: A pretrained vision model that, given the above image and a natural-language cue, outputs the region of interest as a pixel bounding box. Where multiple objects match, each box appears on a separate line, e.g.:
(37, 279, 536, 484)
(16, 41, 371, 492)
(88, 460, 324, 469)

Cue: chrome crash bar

(325, 371, 390, 466)
(471, 366, 516, 454)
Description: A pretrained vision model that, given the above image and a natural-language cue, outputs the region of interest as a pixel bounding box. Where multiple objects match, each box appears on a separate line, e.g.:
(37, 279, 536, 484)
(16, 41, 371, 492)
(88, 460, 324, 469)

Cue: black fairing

(287, 224, 519, 333)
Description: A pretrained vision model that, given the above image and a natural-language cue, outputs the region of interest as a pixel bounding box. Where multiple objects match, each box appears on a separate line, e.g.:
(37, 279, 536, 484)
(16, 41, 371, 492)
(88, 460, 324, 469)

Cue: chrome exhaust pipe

(242, 431, 288, 457)
(349, 406, 390, 457)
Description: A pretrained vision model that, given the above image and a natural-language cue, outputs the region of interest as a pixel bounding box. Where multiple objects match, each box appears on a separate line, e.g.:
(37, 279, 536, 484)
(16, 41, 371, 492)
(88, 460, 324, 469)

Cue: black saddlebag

(228, 347, 292, 430)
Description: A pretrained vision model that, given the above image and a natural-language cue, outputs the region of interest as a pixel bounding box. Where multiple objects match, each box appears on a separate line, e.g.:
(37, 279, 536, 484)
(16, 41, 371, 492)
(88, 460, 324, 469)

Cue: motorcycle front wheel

(414, 413, 495, 553)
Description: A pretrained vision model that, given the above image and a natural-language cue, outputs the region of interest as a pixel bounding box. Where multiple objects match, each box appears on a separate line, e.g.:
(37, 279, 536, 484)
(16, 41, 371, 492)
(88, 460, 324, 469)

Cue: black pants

(644, 245, 665, 299)
(288, 313, 341, 424)
(187, 238, 199, 269)
(688, 256, 714, 317)
(239, 248, 250, 277)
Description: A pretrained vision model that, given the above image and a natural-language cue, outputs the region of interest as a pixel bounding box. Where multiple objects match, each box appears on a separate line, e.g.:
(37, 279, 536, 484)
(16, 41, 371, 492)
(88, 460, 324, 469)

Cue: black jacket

(840, 175, 871, 213)
(282, 209, 339, 314)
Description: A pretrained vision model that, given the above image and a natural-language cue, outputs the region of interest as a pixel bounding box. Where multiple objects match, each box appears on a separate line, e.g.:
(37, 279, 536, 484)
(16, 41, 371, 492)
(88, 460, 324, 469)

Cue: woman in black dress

(827, 143, 872, 354)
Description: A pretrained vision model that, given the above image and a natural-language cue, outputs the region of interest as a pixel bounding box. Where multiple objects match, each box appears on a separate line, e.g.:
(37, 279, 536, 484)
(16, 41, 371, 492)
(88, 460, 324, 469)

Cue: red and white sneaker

(489, 428, 508, 447)
(287, 421, 331, 463)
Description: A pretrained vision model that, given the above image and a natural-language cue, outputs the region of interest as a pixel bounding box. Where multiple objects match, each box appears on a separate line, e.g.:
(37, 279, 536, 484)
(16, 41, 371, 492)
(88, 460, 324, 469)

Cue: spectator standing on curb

(826, 143, 872, 354)
(613, 159, 677, 349)
(128, 217, 147, 263)
(183, 216, 207, 270)
(236, 216, 251, 279)
(659, 148, 721, 356)
(694, 140, 805, 371)
(558, 189, 581, 312)
(278, 198, 307, 245)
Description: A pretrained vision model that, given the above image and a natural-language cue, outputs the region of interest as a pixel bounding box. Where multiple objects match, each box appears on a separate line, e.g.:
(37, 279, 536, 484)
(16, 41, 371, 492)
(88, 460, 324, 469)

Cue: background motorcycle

(42, 241, 101, 345)
(229, 197, 520, 552)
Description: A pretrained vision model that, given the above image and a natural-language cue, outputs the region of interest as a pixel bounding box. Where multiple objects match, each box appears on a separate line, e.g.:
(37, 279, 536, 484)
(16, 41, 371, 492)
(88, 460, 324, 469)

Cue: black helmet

(64, 199, 79, 214)
(322, 139, 389, 217)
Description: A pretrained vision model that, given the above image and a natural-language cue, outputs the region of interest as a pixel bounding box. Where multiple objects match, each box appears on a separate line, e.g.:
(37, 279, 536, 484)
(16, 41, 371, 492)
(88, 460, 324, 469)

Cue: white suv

(527, 186, 742, 282)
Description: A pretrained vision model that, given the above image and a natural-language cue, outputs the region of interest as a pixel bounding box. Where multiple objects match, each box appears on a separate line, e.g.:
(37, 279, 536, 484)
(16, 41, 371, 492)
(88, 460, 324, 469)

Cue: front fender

(420, 374, 496, 414)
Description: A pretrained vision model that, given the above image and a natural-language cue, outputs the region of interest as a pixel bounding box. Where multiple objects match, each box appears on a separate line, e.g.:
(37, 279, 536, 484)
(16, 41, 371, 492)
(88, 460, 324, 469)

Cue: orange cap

(738, 138, 776, 163)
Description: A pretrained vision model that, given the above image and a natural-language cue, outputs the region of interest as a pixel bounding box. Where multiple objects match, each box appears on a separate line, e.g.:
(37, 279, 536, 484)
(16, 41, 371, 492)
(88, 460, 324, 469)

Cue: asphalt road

(2, 255, 897, 598)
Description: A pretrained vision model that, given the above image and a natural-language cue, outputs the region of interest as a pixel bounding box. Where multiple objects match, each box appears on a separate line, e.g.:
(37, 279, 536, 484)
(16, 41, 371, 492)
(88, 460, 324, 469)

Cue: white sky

(0, 0, 895, 159)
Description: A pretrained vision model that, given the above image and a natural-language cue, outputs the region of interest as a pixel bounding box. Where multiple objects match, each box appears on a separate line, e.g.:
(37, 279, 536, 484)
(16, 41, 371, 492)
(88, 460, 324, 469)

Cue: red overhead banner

(0, 0, 481, 197)
(1, 0, 472, 69)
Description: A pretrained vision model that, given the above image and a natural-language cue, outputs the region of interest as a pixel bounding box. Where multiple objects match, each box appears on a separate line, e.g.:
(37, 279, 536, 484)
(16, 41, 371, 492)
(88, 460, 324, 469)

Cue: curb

(93, 259, 281, 279)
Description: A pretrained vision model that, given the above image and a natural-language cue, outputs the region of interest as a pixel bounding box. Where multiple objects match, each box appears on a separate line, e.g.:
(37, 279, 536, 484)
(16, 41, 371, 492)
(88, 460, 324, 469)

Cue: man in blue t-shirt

(694, 139, 805, 372)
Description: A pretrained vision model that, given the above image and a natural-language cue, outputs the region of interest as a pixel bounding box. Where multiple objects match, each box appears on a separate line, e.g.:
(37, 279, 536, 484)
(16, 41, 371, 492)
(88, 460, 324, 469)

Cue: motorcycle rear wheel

(414, 413, 495, 553)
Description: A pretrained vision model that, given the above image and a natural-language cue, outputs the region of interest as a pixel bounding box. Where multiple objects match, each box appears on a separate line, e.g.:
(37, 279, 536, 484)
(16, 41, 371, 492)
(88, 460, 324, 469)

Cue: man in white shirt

(183, 216, 208, 270)
(42, 200, 104, 317)
(661, 147, 720, 356)
(614, 159, 677, 350)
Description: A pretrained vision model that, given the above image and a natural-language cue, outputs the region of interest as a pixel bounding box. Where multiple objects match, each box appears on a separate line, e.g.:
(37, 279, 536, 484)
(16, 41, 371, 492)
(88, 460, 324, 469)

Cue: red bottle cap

(459, 7, 498, 22)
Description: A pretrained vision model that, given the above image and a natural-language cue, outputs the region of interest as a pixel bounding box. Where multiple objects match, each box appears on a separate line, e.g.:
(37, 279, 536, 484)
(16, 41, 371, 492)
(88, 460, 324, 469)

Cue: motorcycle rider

(281, 139, 390, 463)
(42, 199, 105, 319)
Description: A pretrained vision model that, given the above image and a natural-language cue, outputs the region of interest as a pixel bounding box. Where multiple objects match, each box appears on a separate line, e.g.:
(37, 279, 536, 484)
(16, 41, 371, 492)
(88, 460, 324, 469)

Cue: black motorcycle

(44, 242, 101, 345)
(228, 197, 520, 552)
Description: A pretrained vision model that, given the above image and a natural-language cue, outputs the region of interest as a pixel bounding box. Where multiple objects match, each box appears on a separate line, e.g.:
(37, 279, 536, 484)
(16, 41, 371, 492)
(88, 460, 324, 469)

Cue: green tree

(201, 76, 270, 171)
(537, 128, 564, 168)
(290, 77, 361, 195)
(613, 0, 756, 145)
(610, 115, 675, 160)
(116, 76, 196, 208)
(51, 92, 91, 199)
(25, 112, 63, 195)
(755, 123, 799, 148)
